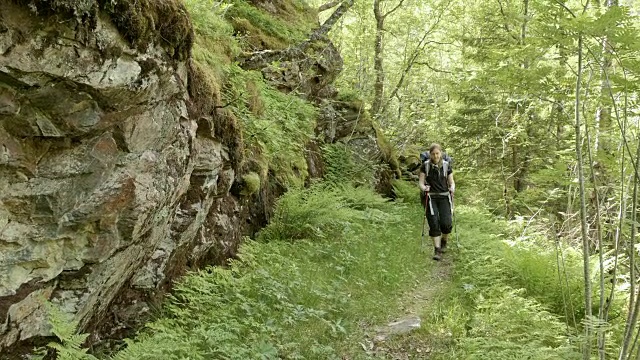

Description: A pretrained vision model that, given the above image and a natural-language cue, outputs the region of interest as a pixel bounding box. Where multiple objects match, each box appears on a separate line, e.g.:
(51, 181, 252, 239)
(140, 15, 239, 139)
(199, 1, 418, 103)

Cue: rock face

(0, 0, 246, 354)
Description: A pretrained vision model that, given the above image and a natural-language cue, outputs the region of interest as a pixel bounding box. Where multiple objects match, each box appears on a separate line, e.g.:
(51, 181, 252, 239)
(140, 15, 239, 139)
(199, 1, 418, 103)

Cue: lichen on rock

(0, 0, 230, 355)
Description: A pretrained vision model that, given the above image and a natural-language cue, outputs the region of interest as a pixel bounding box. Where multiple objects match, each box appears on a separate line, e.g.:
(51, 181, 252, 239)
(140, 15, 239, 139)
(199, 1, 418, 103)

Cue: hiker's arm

(448, 173, 455, 193)
(419, 172, 428, 191)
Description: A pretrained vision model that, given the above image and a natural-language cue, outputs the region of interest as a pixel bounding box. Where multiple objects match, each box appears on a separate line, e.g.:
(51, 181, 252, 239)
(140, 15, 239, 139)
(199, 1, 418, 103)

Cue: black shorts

(424, 195, 452, 237)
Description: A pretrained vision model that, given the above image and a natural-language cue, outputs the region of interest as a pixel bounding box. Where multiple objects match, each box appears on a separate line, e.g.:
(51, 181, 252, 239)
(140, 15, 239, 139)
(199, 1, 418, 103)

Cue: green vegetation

(32, 305, 98, 360)
(225, 0, 316, 50)
(240, 172, 261, 195)
(184, 0, 318, 188)
(26, 0, 640, 358)
(45, 180, 624, 359)
(321, 143, 380, 188)
(34, 97, 630, 359)
(224, 65, 317, 188)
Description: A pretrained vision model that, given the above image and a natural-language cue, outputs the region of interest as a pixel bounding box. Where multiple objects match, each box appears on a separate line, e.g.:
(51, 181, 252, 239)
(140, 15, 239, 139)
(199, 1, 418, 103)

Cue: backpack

(420, 151, 452, 177)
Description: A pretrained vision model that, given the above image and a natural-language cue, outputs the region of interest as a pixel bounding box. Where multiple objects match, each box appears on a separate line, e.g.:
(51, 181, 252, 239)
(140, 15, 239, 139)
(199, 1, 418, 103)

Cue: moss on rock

(240, 172, 261, 196)
(102, 0, 193, 60)
(374, 124, 401, 178)
(17, 0, 194, 60)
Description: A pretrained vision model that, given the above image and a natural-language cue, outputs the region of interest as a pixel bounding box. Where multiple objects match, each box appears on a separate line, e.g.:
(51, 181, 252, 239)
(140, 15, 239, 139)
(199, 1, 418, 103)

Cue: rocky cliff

(0, 0, 397, 356)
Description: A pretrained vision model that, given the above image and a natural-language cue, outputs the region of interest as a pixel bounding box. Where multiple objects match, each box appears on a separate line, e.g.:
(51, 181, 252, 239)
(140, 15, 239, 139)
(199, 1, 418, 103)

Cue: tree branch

(318, 0, 341, 12)
(554, 0, 577, 18)
(496, 0, 512, 33)
(310, 0, 355, 42)
(414, 61, 454, 73)
(383, 4, 448, 107)
(383, 0, 406, 19)
(496, 0, 521, 42)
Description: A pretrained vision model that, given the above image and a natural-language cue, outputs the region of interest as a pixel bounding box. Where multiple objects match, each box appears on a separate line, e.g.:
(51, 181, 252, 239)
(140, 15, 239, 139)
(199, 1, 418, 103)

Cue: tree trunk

(370, 0, 405, 121)
(371, 0, 385, 120)
(619, 134, 640, 360)
(512, 0, 530, 193)
(575, 34, 593, 360)
(587, 116, 606, 360)
(595, 0, 617, 157)
(310, 0, 355, 42)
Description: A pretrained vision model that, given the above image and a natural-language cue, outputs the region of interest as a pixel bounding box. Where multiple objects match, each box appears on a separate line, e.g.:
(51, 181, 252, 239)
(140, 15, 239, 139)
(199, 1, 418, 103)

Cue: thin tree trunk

(371, 0, 385, 119)
(595, 0, 618, 157)
(582, 50, 609, 360)
(513, 0, 530, 193)
(601, 132, 628, 356)
(575, 34, 592, 360)
(619, 133, 640, 360)
(586, 116, 606, 360)
(371, 0, 405, 121)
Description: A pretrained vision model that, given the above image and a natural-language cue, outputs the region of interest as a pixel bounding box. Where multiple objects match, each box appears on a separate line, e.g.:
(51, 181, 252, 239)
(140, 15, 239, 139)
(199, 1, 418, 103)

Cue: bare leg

(432, 236, 442, 260)
(432, 235, 442, 248)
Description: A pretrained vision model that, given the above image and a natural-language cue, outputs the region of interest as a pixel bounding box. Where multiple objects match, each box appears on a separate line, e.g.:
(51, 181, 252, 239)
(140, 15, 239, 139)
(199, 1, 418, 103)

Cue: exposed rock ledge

(0, 1, 251, 355)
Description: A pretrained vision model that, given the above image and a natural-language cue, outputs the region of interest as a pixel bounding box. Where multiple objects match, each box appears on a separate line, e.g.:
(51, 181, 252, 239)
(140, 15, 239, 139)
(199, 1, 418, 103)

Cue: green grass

(415, 206, 585, 360)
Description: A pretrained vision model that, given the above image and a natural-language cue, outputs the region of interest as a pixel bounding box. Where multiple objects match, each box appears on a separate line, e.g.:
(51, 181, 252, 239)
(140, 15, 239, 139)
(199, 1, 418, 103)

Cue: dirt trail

(361, 255, 455, 359)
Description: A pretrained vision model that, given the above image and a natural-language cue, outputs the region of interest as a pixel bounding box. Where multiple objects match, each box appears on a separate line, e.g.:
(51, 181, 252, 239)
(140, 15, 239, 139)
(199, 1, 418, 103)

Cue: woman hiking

(418, 143, 455, 261)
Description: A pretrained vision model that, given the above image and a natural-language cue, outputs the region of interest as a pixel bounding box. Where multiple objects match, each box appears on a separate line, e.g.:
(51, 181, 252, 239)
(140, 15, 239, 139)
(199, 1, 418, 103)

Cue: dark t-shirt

(420, 161, 452, 195)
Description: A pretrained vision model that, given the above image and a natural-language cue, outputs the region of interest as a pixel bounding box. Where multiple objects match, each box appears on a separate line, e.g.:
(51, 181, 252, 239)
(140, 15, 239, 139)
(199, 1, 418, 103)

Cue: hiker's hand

(421, 185, 430, 192)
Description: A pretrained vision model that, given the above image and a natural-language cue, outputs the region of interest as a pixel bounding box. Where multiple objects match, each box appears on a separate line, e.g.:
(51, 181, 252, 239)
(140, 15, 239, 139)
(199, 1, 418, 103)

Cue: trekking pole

(450, 191, 459, 244)
(420, 190, 428, 252)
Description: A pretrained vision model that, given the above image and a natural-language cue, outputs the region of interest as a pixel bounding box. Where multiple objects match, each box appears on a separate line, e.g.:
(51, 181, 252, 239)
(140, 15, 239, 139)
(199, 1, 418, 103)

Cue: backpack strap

(426, 160, 449, 178)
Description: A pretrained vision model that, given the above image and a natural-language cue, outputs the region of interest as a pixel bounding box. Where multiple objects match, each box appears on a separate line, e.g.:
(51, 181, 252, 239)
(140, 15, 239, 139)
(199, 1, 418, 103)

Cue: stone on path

(374, 316, 421, 342)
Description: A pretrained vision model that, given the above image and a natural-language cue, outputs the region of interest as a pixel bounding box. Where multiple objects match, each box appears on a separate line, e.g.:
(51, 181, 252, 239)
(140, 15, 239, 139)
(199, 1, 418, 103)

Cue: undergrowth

(223, 0, 316, 50)
(38, 179, 630, 359)
(400, 206, 582, 359)
(322, 143, 382, 188)
(224, 65, 316, 188)
(38, 182, 428, 359)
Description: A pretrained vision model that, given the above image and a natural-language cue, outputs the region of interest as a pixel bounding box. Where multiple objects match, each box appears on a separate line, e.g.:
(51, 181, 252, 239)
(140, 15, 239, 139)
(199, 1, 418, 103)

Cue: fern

(32, 303, 98, 360)
(322, 143, 380, 187)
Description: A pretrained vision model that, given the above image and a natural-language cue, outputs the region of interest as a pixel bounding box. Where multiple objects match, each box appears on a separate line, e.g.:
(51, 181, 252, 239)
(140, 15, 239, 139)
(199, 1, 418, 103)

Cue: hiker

(419, 143, 455, 261)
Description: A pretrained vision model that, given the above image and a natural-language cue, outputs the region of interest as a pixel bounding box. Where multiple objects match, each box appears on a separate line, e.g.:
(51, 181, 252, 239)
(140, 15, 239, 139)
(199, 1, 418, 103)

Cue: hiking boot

(441, 239, 447, 253)
(433, 247, 442, 261)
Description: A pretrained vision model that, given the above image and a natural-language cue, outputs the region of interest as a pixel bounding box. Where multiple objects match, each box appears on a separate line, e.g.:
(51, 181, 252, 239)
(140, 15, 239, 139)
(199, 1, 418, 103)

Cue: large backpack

(420, 151, 452, 177)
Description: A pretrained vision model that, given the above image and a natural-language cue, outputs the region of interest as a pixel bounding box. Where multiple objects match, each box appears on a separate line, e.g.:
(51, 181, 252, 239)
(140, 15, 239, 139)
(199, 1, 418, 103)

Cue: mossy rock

(18, 0, 194, 60)
(104, 0, 194, 59)
(230, 17, 288, 50)
(225, 0, 313, 51)
(374, 125, 401, 177)
(240, 172, 261, 196)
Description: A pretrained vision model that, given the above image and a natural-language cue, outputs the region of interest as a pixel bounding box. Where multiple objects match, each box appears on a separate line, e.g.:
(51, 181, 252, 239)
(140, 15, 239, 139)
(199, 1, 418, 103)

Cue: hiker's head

(429, 143, 443, 164)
